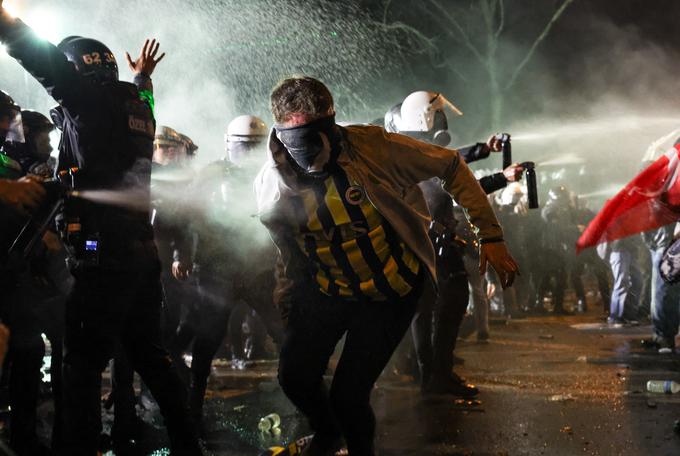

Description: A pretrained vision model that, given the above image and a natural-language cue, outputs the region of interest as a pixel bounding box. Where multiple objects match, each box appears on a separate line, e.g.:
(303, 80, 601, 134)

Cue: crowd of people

(0, 2, 679, 456)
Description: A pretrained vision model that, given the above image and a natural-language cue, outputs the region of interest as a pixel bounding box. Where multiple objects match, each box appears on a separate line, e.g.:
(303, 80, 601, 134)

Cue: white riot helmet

(386, 91, 463, 147)
(225, 115, 268, 165)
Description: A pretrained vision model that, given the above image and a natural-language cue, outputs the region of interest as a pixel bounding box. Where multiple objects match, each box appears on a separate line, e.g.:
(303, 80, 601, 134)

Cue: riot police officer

(171, 114, 283, 429)
(109, 126, 200, 452)
(540, 186, 581, 314)
(0, 90, 23, 146)
(1, 106, 63, 455)
(0, 92, 45, 224)
(385, 91, 522, 395)
(2, 110, 55, 178)
(152, 126, 198, 344)
(0, 4, 201, 454)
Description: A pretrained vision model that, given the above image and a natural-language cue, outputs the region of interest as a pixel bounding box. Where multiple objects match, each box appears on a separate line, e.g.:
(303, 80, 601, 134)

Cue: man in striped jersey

(255, 76, 518, 456)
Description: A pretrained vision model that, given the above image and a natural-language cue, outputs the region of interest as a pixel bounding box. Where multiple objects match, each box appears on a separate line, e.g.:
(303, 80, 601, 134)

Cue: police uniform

(172, 159, 283, 424)
(0, 12, 199, 455)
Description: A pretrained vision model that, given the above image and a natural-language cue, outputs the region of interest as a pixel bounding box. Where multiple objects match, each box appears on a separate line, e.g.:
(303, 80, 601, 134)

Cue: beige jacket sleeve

(378, 128, 504, 241)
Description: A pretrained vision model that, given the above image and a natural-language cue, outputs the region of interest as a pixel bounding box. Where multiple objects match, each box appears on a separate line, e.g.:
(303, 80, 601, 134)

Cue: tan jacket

(255, 125, 503, 308)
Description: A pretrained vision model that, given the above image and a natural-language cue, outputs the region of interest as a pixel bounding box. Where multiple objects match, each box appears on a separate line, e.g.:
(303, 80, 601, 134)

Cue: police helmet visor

(227, 140, 264, 167)
(1, 108, 25, 144)
(153, 142, 188, 166)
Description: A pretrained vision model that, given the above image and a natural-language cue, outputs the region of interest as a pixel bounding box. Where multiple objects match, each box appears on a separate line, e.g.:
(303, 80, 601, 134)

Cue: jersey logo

(345, 185, 366, 206)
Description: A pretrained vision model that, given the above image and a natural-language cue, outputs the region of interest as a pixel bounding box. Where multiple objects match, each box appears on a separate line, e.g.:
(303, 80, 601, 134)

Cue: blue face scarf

(274, 115, 337, 172)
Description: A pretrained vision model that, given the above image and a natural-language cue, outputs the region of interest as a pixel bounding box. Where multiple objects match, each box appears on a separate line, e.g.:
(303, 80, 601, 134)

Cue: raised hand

(125, 38, 165, 77)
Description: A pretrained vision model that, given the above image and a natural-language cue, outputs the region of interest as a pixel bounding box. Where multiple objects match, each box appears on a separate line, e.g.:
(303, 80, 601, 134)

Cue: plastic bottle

(258, 413, 281, 432)
(646, 380, 680, 394)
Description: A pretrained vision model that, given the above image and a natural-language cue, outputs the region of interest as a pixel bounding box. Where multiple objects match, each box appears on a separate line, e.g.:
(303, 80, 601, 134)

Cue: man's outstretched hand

(125, 39, 165, 77)
(479, 241, 519, 289)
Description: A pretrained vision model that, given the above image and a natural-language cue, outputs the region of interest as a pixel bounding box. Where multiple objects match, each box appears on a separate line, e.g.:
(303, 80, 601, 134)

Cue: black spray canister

(498, 133, 512, 169)
(521, 161, 539, 209)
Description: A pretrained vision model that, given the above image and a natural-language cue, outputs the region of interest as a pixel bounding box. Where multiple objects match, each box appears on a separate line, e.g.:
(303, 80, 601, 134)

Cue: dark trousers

(6, 339, 44, 455)
(61, 262, 199, 456)
(110, 273, 196, 442)
(5, 277, 52, 455)
(571, 250, 611, 312)
(412, 251, 468, 385)
(537, 250, 567, 311)
(278, 280, 421, 456)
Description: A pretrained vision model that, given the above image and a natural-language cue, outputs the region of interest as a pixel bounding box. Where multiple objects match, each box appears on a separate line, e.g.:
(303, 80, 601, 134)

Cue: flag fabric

(576, 144, 680, 253)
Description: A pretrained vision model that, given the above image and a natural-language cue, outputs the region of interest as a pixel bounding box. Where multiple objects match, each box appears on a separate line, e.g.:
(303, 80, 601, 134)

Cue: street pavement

(30, 306, 680, 455)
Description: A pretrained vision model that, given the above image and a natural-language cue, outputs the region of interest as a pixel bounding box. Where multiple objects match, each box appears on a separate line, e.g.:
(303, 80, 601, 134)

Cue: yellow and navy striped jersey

(289, 169, 421, 301)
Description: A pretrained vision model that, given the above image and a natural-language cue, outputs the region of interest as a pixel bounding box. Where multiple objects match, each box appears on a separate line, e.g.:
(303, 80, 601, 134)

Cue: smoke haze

(1, 0, 679, 210)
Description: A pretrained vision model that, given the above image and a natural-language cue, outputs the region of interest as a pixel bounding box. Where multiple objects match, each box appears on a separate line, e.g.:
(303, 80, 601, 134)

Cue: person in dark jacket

(384, 91, 523, 395)
(540, 186, 581, 314)
(109, 126, 199, 451)
(0, 3, 201, 454)
(1, 106, 64, 455)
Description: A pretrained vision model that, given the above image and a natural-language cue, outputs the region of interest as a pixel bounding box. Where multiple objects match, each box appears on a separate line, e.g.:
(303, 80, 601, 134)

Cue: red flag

(576, 144, 680, 253)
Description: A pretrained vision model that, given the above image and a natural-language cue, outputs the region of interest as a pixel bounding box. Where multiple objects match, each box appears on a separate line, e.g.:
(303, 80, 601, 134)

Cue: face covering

(274, 115, 337, 172)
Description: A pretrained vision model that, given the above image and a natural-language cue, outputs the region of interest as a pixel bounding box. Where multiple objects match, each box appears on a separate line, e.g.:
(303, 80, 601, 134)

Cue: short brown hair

(270, 76, 334, 124)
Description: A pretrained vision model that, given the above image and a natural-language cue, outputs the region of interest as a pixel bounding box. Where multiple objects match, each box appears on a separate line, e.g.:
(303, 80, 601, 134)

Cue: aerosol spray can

(497, 133, 512, 169)
(522, 161, 539, 209)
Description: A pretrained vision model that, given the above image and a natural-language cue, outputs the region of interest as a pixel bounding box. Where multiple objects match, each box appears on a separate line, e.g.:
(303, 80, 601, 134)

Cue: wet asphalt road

(31, 305, 680, 455)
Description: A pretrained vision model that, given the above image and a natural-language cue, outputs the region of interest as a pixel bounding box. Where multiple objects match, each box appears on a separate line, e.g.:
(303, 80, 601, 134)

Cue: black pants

(537, 250, 567, 311)
(572, 250, 611, 311)
(5, 276, 53, 455)
(278, 279, 422, 456)
(61, 260, 200, 456)
(110, 273, 202, 439)
(6, 338, 44, 456)
(411, 251, 468, 386)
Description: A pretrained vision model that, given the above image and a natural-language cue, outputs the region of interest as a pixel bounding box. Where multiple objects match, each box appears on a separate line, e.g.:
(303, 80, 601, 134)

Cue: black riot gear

(20, 110, 55, 164)
(0, 89, 20, 118)
(0, 10, 201, 455)
(21, 109, 53, 134)
(57, 36, 119, 82)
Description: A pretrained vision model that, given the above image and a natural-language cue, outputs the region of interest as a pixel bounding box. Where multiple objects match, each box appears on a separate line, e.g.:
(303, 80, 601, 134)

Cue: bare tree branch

(480, 0, 493, 32)
(504, 0, 576, 90)
(495, 0, 505, 39)
(382, 0, 393, 24)
(442, 57, 470, 83)
(378, 21, 441, 56)
(425, 0, 487, 67)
